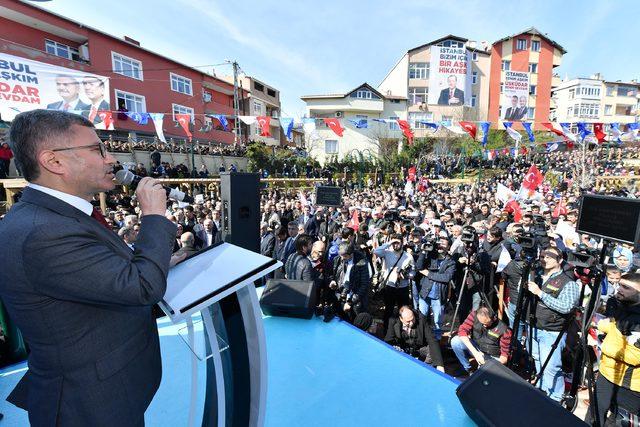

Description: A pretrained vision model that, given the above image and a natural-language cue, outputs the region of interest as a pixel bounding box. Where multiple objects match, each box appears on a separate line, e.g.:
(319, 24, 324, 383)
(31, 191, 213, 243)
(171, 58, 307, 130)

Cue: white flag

(149, 113, 166, 143)
(238, 115, 257, 126)
(496, 183, 516, 205)
(506, 126, 522, 142)
(496, 245, 512, 273)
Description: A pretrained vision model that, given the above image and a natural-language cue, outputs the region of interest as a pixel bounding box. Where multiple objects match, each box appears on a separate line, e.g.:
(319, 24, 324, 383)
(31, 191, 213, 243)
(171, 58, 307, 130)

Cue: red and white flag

(518, 164, 544, 199)
(257, 116, 271, 137)
(407, 166, 417, 182)
(347, 209, 360, 231)
(323, 118, 344, 137)
(593, 123, 607, 144)
(459, 121, 477, 139)
(505, 199, 523, 222)
(97, 110, 114, 130)
(396, 119, 414, 145)
(176, 113, 192, 141)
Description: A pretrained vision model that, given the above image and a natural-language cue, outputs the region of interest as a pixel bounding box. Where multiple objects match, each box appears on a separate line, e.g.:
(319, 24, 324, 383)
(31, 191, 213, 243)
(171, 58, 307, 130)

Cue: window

(501, 60, 511, 71)
(529, 85, 537, 95)
(528, 63, 538, 73)
(253, 100, 263, 115)
(408, 87, 428, 105)
(325, 140, 338, 154)
(605, 104, 613, 115)
(440, 40, 464, 48)
(45, 39, 80, 61)
(471, 95, 477, 107)
(170, 73, 193, 96)
(408, 112, 432, 129)
(356, 89, 372, 99)
(567, 106, 573, 117)
(618, 86, 636, 97)
(472, 52, 478, 61)
(408, 63, 429, 79)
(606, 85, 615, 96)
(389, 116, 400, 130)
(569, 88, 575, 100)
(472, 71, 478, 85)
(112, 52, 143, 80)
(527, 107, 535, 119)
(172, 103, 194, 122)
(115, 90, 146, 113)
(517, 39, 527, 50)
(267, 88, 276, 97)
(531, 40, 541, 52)
(254, 81, 264, 92)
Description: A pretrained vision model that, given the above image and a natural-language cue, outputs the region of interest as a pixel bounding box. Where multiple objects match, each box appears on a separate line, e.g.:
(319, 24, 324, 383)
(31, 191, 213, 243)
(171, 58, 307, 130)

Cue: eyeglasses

(51, 141, 107, 158)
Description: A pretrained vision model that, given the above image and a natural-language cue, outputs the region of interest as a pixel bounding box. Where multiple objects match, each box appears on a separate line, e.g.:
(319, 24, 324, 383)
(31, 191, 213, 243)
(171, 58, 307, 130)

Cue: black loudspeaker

(456, 359, 588, 427)
(259, 279, 318, 319)
(220, 172, 260, 253)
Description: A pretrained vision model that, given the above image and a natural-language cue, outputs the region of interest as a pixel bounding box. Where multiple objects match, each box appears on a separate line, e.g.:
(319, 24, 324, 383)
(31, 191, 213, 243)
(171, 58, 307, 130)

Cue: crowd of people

(102, 136, 248, 157)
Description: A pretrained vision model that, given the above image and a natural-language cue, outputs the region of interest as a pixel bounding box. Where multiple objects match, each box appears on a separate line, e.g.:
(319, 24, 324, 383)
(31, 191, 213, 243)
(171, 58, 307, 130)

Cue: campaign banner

(501, 71, 529, 121)
(428, 45, 471, 107)
(0, 52, 110, 127)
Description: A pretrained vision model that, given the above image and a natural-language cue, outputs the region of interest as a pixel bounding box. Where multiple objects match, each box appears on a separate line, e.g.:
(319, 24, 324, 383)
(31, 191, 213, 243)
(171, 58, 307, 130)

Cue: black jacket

(416, 252, 457, 300)
(329, 251, 370, 301)
(384, 316, 444, 367)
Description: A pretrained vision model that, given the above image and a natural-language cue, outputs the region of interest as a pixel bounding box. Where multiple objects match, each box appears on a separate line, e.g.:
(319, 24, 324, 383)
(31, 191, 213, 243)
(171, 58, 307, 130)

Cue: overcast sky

(36, 0, 640, 118)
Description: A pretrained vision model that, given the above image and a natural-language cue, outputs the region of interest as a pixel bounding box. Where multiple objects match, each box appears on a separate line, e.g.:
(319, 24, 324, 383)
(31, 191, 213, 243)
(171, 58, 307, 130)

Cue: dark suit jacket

(81, 100, 111, 124)
(384, 316, 444, 367)
(260, 232, 276, 257)
(329, 251, 370, 301)
(0, 187, 176, 426)
(437, 87, 465, 105)
(297, 214, 318, 236)
(174, 243, 198, 258)
(46, 99, 91, 112)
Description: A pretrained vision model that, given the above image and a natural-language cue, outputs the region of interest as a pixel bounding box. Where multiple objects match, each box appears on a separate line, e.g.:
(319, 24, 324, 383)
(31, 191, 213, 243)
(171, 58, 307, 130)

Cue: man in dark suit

(260, 222, 275, 258)
(297, 205, 318, 237)
(81, 76, 110, 125)
(0, 110, 178, 426)
(46, 75, 90, 112)
(504, 95, 520, 120)
(280, 221, 299, 263)
(437, 75, 465, 106)
(174, 232, 199, 258)
(195, 218, 219, 249)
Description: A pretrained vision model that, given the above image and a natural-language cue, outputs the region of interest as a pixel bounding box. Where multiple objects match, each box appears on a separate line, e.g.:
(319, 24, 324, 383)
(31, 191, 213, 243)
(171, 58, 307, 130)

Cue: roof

(408, 34, 468, 53)
(493, 27, 567, 54)
(301, 82, 406, 100)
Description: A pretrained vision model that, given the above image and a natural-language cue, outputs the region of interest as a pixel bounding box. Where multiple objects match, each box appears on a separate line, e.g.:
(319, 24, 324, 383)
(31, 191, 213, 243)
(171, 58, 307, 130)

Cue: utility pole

(232, 60, 242, 145)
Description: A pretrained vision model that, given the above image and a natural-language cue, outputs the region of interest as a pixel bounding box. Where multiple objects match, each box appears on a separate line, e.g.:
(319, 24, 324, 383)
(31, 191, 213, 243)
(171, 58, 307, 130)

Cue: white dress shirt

(29, 183, 93, 216)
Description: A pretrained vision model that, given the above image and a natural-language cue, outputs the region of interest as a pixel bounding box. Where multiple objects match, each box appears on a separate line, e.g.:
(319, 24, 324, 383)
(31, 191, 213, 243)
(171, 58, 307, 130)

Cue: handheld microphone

(115, 169, 194, 204)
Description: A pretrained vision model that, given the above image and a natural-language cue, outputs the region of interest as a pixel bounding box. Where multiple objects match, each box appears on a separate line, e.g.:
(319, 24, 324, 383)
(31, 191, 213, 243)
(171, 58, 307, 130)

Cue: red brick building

(0, 0, 244, 143)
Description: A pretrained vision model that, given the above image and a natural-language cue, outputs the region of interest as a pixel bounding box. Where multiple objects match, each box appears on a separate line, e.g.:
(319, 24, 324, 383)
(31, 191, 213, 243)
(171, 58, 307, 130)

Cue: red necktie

(91, 207, 111, 230)
(63, 103, 70, 111)
(88, 106, 97, 122)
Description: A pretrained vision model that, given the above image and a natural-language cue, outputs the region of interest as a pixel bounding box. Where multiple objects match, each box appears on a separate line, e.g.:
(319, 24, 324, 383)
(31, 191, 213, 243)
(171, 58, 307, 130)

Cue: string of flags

(12, 104, 638, 149)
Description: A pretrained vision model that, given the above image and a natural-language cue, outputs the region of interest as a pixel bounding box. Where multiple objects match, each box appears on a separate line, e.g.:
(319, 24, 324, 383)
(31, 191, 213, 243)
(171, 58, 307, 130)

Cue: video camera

(566, 243, 600, 279)
(406, 237, 436, 254)
(398, 263, 415, 280)
(384, 209, 401, 223)
(460, 225, 477, 244)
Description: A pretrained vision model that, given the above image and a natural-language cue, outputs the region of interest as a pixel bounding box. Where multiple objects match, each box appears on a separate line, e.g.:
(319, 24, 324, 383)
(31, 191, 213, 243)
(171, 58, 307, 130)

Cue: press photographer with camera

(415, 236, 457, 340)
(592, 272, 640, 425)
(326, 242, 371, 322)
(373, 233, 415, 329)
(384, 306, 445, 372)
(526, 246, 581, 402)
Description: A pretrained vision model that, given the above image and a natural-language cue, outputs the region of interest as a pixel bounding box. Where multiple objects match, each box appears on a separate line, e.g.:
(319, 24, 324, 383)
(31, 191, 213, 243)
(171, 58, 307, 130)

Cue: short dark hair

(295, 234, 313, 252)
(489, 226, 503, 239)
(8, 109, 94, 181)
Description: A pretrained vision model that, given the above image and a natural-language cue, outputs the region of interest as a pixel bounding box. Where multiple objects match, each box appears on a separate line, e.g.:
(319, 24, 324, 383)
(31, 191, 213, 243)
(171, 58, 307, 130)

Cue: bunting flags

(593, 123, 607, 143)
(256, 116, 271, 137)
(396, 119, 414, 145)
(149, 113, 166, 142)
(610, 123, 622, 144)
(626, 123, 639, 141)
(323, 118, 344, 137)
(479, 121, 490, 147)
(280, 117, 294, 141)
(496, 183, 516, 205)
(442, 121, 467, 134)
(96, 111, 114, 130)
(545, 142, 559, 153)
(577, 122, 592, 142)
(522, 122, 535, 145)
(459, 121, 477, 139)
(542, 122, 566, 138)
(124, 112, 149, 125)
(238, 115, 257, 126)
(559, 122, 578, 145)
(175, 113, 192, 141)
(503, 122, 522, 142)
(418, 121, 439, 131)
(209, 114, 229, 131)
(348, 118, 368, 129)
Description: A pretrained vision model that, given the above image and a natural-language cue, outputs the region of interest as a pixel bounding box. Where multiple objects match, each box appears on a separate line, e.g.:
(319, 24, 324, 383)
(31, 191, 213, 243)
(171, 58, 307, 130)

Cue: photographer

(373, 233, 415, 329)
(416, 236, 457, 340)
(478, 226, 506, 304)
(526, 247, 581, 402)
(327, 242, 371, 322)
(451, 307, 512, 375)
(385, 306, 445, 372)
(591, 272, 640, 425)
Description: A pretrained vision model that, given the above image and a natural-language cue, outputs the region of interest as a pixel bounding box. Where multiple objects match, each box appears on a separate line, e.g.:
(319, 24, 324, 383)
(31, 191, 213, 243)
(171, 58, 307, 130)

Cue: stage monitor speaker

(220, 172, 260, 253)
(259, 279, 317, 319)
(577, 194, 640, 245)
(456, 359, 588, 427)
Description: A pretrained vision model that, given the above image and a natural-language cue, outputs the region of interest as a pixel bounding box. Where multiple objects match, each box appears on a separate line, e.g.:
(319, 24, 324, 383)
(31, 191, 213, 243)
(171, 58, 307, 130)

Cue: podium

(159, 242, 280, 427)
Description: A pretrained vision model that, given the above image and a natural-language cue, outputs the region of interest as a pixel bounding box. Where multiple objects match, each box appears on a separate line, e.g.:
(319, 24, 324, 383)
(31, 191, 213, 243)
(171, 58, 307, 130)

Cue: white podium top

(159, 242, 281, 322)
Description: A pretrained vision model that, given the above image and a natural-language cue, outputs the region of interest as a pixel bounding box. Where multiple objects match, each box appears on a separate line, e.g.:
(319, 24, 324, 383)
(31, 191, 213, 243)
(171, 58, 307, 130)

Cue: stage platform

(0, 296, 473, 426)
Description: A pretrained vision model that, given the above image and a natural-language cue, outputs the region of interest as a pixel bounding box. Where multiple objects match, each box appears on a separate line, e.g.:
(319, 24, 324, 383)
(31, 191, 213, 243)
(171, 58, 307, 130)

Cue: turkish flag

(505, 199, 523, 222)
(541, 122, 565, 138)
(459, 121, 477, 139)
(553, 200, 567, 218)
(347, 209, 360, 231)
(323, 118, 344, 137)
(176, 114, 193, 141)
(593, 123, 607, 143)
(417, 176, 429, 192)
(257, 116, 271, 137)
(97, 111, 114, 130)
(408, 166, 417, 182)
(522, 165, 543, 191)
(396, 119, 414, 145)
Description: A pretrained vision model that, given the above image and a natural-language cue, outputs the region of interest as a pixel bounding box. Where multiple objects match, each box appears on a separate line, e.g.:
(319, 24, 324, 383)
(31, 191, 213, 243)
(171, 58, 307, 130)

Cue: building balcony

(0, 37, 91, 67)
(551, 75, 562, 88)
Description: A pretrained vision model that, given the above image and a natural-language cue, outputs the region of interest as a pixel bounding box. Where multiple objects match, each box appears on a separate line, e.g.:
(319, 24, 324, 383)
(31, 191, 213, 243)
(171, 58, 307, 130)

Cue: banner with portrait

(0, 52, 110, 127)
(428, 45, 471, 107)
(501, 71, 529, 121)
